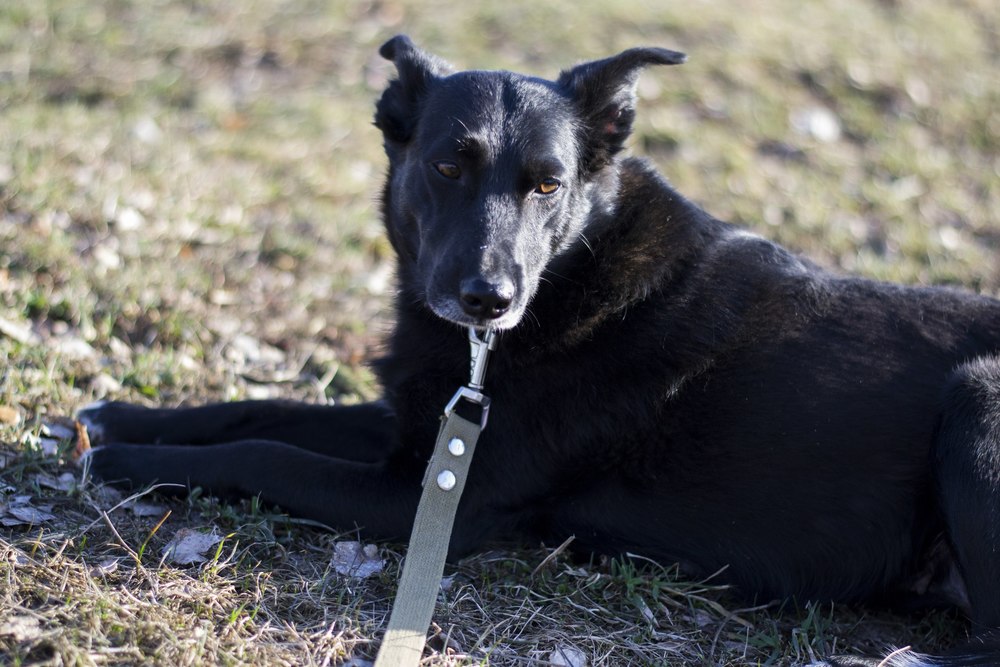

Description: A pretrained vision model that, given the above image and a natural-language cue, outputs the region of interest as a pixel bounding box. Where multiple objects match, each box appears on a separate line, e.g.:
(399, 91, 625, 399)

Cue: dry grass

(1, 0, 998, 664)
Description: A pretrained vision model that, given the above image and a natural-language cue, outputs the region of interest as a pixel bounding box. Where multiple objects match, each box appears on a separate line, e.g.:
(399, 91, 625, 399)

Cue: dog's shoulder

(611, 157, 823, 300)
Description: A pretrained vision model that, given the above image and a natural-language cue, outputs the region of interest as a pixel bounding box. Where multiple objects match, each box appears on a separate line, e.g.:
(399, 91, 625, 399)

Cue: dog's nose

(459, 277, 514, 320)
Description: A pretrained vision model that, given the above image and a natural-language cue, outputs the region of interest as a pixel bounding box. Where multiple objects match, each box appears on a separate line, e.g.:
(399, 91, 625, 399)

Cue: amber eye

(535, 178, 561, 195)
(433, 161, 461, 179)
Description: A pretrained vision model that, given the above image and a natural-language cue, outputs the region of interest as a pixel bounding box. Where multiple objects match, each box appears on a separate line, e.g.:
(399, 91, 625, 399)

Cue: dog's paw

(75, 401, 151, 446)
(80, 443, 191, 497)
(78, 444, 142, 488)
(75, 444, 102, 471)
(75, 400, 110, 445)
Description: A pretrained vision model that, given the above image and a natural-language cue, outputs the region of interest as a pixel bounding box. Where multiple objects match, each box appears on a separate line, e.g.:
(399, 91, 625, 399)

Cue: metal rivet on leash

(436, 470, 456, 490)
(374, 327, 497, 667)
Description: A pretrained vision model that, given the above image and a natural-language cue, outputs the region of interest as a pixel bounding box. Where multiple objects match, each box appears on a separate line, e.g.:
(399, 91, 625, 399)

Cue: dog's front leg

(78, 400, 398, 462)
(86, 440, 423, 540)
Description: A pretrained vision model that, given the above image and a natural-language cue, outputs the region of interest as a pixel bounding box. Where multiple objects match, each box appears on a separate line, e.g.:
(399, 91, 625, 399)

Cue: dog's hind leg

(77, 400, 397, 462)
(825, 356, 1000, 667)
(932, 354, 1000, 662)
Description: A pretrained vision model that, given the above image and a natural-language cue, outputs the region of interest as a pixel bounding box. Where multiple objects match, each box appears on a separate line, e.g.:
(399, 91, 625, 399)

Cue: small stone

(549, 645, 588, 667)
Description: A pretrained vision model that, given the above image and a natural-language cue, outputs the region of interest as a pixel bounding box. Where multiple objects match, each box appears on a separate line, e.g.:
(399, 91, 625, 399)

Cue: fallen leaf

(332, 541, 384, 579)
(13, 505, 57, 522)
(162, 528, 223, 565)
(74, 420, 91, 461)
(0, 494, 57, 527)
(34, 472, 76, 492)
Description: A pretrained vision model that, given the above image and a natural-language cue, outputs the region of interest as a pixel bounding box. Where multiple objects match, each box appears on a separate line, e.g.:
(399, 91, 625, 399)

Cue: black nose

(459, 277, 514, 319)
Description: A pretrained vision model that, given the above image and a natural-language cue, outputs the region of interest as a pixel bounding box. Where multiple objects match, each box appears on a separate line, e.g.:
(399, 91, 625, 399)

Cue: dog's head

(374, 35, 685, 330)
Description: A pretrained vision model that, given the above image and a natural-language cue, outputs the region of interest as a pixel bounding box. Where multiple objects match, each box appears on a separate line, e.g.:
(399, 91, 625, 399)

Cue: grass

(1, 0, 998, 664)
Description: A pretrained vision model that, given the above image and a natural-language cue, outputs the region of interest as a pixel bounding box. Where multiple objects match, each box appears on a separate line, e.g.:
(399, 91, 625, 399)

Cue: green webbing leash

(374, 328, 497, 667)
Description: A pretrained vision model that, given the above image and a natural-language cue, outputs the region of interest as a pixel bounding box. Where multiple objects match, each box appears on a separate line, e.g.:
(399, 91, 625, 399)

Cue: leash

(373, 327, 497, 667)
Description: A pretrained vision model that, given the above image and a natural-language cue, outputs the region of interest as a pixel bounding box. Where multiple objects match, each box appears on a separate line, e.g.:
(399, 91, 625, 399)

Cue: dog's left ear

(558, 47, 686, 171)
(375, 35, 455, 146)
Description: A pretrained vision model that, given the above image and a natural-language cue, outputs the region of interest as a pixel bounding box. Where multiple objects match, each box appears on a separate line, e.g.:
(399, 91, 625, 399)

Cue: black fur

(80, 37, 1000, 666)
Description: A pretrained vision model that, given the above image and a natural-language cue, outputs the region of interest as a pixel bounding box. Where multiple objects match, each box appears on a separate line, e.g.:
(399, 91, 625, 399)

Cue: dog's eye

(432, 161, 462, 180)
(535, 178, 561, 195)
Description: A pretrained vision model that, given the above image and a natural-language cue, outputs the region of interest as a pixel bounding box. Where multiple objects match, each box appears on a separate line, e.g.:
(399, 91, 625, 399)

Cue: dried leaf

(74, 420, 91, 461)
(162, 527, 223, 565)
(2, 504, 56, 526)
(35, 472, 77, 492)
(331, 541, 384, 579)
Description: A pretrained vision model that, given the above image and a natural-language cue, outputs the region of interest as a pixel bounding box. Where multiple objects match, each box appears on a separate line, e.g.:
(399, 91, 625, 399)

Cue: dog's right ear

(374, 35, 454, 145)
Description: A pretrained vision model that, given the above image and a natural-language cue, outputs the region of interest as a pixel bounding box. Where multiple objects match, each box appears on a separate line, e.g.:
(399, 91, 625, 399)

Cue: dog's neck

(532, 158, 724, 341)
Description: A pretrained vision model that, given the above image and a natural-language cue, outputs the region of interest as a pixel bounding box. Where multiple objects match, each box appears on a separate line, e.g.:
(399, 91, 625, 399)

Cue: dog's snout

(459, 277, 514, 320)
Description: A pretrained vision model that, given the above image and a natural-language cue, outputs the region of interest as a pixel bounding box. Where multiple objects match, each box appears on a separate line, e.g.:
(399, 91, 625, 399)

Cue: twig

(100, 509, 140, 564)
(530, 534, 575, 578)
(878, 646, 913, 667)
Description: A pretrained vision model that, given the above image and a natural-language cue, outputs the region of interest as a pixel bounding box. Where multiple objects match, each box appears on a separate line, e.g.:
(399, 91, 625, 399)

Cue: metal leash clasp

(443, 327, 497, 428)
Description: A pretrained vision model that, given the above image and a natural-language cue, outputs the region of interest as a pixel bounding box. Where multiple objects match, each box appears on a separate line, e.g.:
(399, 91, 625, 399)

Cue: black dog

(79, 36, 1000, 666)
